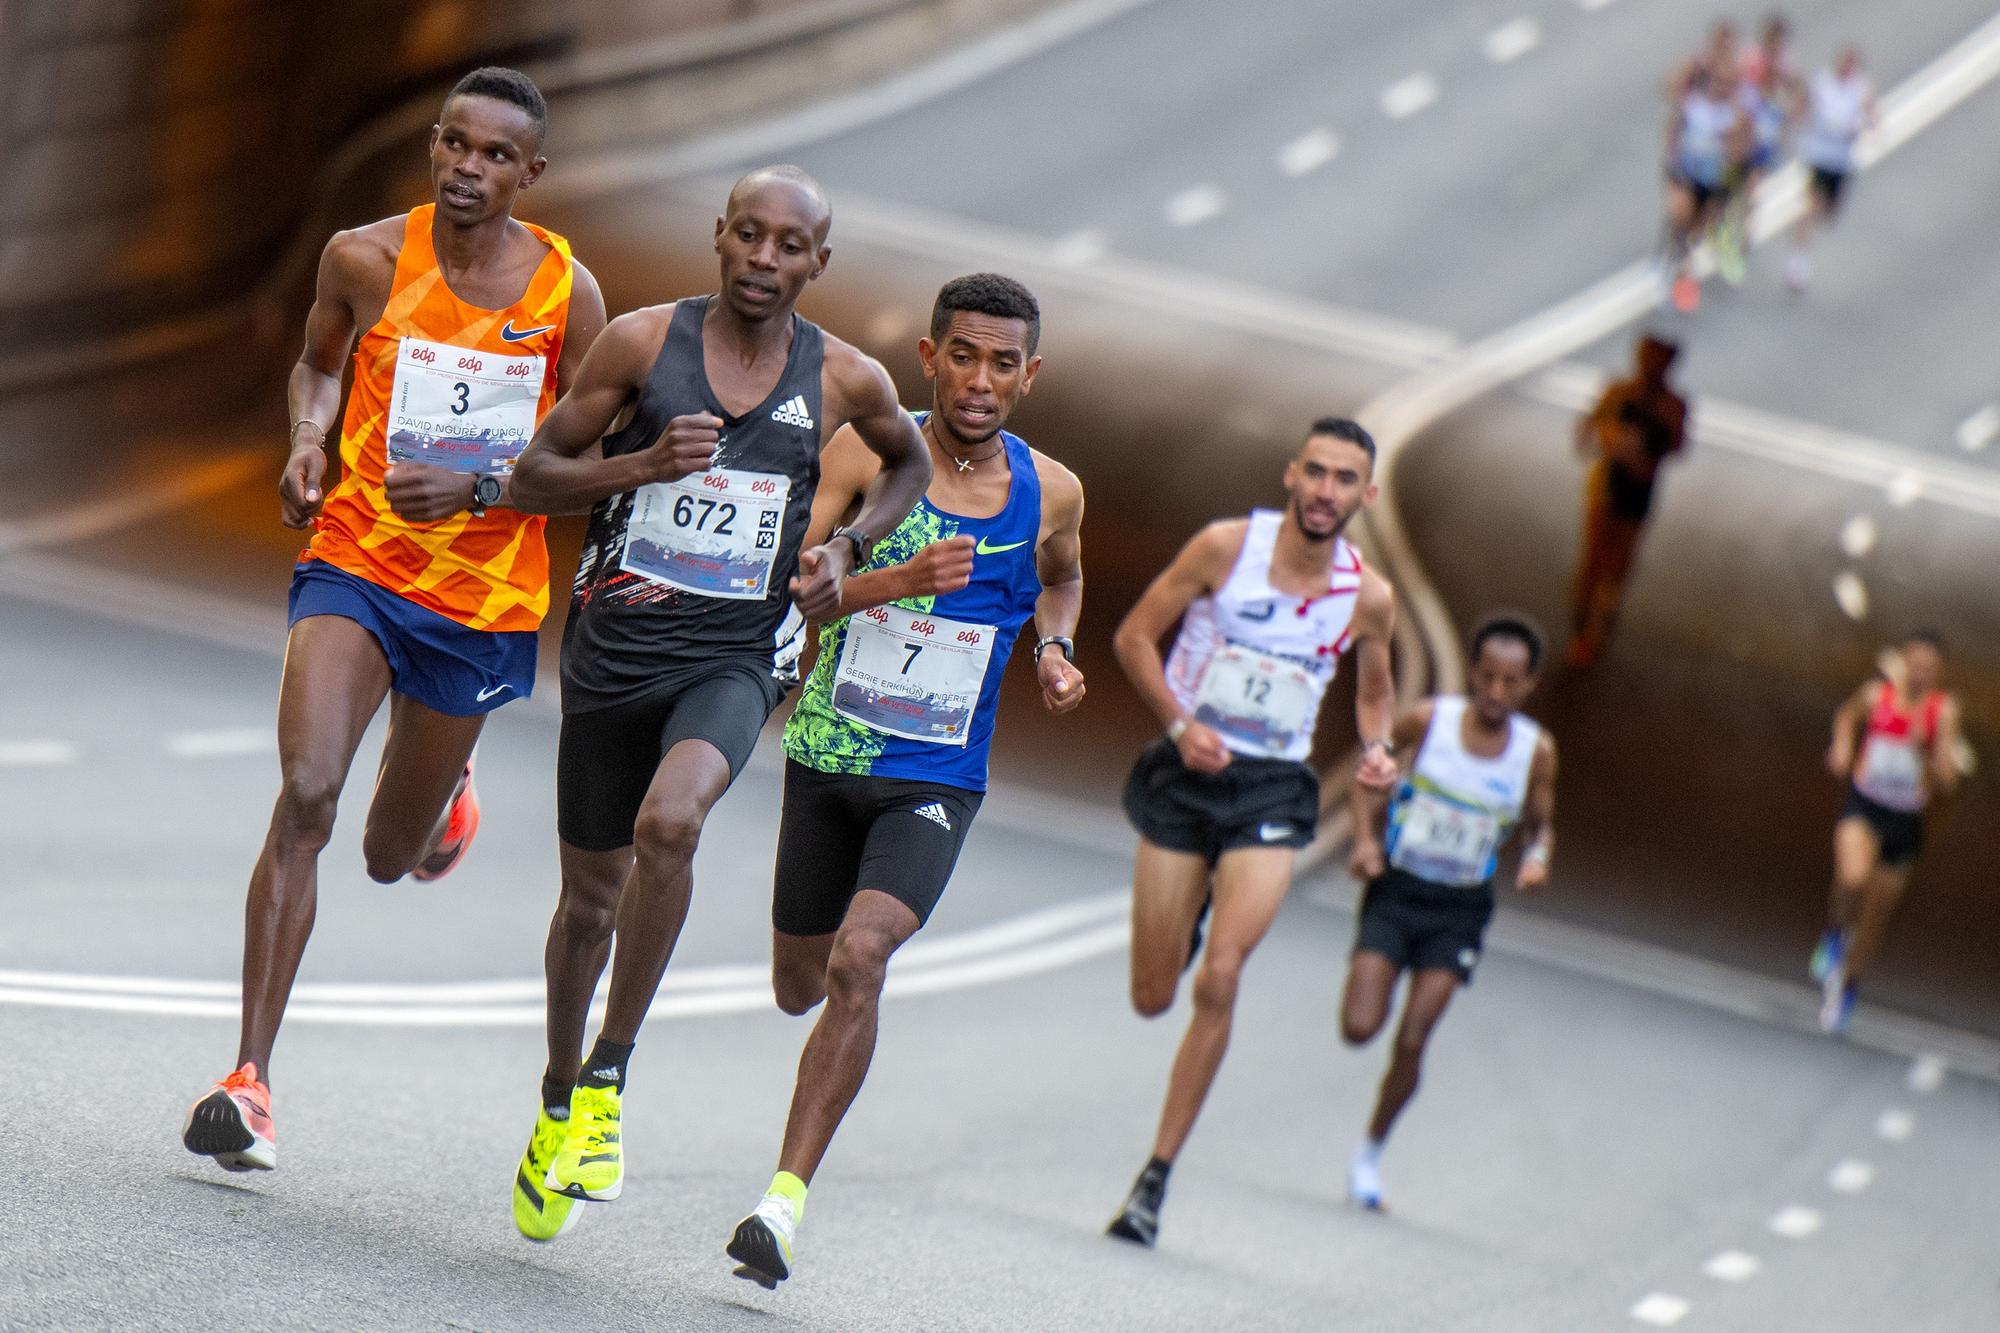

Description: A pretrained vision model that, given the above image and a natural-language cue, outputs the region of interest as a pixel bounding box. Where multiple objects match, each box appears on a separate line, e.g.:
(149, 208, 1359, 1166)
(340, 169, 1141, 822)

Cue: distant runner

(1568, 334, 1688, 669)
(1814, 631, 1961, 1034)
(181, 67, 605, 1175)
(725, 273, 1086, 1289)
(1103, 418, 1399, 1248)
(1787, 45, 1876, 292)
(1340, 617, 1558, 1211)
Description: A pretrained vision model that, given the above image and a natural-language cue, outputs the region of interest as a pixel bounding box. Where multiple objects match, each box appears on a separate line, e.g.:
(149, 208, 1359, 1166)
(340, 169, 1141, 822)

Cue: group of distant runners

(177, 63, 1963, 1280)
(1662, 13, 1877, 311)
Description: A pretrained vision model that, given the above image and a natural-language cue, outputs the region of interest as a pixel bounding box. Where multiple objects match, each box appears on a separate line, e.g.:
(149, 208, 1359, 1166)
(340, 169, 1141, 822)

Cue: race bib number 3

(620, 470, 790, 601)
(832, 607, 997, 747)
(1390, 789, 1502, 886)
(1191, 643, 1317, 758)
(387, 335, 543, 474)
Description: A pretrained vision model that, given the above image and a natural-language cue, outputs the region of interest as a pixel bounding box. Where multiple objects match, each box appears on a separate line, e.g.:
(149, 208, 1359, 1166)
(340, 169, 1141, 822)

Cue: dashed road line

(1483, 18, 1542, 64)
(0, 739, 77, 767)
(1828, 1158, 1876, 1193)
(1768, 1204, 1824, 1239)
(1956, 404, 1998, 452)
(1876, 1107, 1916, 1141)
(1907, 1052, 1948, 1093)
(1277, 127, 1340, 177)
(1832, 570, 1869, 620)
(1700, 1249, 1762, 1282)
(1885, 469, 1924, 507)
(165, 728, 276, 759)
(1579, 0, 1616, 11)
(1163, 183, 1225, 227)
(1380, 73, 1439, 119)
(1050, 228, 1108, 265)
(1839, 514, 1877, 559)
(1629, 1292, 1691, 1326)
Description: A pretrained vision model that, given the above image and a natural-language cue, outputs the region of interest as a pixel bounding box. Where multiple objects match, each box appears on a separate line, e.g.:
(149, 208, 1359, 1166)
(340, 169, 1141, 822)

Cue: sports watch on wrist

(1033, 635, 1074, 663)
(829, 525, 872, 566)
(470, 473, 503, 517)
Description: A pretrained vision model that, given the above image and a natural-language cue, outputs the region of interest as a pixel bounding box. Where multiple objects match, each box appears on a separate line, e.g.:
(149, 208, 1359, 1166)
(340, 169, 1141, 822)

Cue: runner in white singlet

(1787, 46, 1876, 291)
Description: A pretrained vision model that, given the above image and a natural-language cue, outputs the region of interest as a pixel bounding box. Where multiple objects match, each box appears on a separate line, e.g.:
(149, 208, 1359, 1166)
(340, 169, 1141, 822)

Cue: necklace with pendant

(928, 418, 1003, 472)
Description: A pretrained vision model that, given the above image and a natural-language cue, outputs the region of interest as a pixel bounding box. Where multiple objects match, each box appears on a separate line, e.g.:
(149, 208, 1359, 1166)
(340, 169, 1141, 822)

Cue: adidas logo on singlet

(913, 802, 953, 832)
(771, 395, 815, 429)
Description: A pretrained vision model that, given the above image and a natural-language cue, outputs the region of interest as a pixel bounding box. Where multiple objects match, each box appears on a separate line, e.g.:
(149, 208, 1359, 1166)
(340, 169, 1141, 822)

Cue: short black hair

(445, 67, 547, 147)
(1306, 417, 1377, 463)
(1906, 627, 1946, 654)
(930, 273, 1041, 355)
(1470, 614, 1545, 673)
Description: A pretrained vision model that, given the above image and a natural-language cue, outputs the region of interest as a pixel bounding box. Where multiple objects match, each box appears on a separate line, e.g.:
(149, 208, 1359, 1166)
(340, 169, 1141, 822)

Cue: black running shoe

(1106, 1167, 1166, 1247)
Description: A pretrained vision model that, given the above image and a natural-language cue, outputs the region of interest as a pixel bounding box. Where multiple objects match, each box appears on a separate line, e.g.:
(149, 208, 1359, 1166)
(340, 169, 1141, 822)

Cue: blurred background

(3, 2, 1995, 1329)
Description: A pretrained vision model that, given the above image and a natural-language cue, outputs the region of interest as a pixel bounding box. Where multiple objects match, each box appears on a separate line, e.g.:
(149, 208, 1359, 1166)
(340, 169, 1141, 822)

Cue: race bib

(1191, 643, 1316, 758)
(1390, 788, 1503, 886)
(620, 469, 790, 601)
(386, 335, 542, 474)
(1857, 738, 1925, 810)
(831, 607, 996, 747)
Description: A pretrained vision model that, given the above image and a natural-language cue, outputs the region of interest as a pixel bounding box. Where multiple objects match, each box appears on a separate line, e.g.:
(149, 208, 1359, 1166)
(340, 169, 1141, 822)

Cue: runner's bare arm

(1350, 571, 1400, 790)
(1032, 456, 1086, 713)
(798, 426, 971, 617)
(790, 345, 931, 620)
(1929, 695, 1964, 797)
(1827, 682, 1873, 778)
(553, 261, 609, 397)
(280, 229, 380, 529)
(1112, 520, 1245, 773)
(509, 308, 716, 515)
(1347, 700, 1433, 882)
(1515, 732, 1560, 891)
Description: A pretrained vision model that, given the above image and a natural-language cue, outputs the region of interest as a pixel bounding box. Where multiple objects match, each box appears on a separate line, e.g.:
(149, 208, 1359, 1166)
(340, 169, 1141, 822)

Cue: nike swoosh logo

(500, 322, 556, 343)
(974, 536, 1030, 555)
(475, 684, 513, 702)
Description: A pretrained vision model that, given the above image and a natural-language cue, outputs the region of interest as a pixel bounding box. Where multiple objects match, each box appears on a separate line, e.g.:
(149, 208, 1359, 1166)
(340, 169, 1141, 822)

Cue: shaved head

(726, 164, 832, 242)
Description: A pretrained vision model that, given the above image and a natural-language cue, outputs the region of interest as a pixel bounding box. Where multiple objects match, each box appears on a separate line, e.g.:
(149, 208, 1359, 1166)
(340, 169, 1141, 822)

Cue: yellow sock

(769, 1170, 808, 1222)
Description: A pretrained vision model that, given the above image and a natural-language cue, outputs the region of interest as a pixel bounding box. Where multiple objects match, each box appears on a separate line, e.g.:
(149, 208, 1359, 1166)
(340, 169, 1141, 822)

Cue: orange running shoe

(413, 759, 480, 882)
(183, 1062, 276, 1171)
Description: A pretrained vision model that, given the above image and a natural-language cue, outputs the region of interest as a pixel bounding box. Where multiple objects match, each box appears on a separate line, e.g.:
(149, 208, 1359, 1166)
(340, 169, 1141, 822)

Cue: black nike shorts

(556, 659, 785, 852)
(771, 760, 983, 936)
(1810, 165, 1848, 212)
(1841, 787, 1924, 867)
(1121, 736, 1319, 865)
(1354, 867, 1496, 984)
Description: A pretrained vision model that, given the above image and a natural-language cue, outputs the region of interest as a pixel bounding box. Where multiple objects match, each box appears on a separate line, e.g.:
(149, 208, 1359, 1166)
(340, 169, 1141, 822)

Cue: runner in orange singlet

(182, 68, 607, 1173)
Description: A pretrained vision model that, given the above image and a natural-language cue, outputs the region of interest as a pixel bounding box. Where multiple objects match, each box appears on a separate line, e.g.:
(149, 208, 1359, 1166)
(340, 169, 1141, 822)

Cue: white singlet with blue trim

(1386, 697, 1541, 888)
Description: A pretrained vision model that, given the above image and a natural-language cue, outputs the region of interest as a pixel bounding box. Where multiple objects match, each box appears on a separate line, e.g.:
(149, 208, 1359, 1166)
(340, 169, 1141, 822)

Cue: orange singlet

(305, 204, 574, 632)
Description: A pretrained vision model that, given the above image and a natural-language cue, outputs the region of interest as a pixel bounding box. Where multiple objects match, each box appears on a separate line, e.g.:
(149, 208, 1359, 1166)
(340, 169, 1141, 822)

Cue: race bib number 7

(386, 335, 543, 474)
(620, 469, 790, 601)
(832, 607, 997, 746)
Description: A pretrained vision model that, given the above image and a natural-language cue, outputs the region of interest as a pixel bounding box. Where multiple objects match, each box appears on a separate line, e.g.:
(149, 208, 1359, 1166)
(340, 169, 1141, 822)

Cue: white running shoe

(728, 1193, 799, 1289)
(1348, 1150, 1385, 1212)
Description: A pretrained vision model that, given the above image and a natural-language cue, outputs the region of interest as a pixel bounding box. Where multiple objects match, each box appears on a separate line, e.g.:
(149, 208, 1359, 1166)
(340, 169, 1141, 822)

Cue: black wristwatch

(829, 525, 872, 566)
(470, 473, 503, 517)
(1033, 635, 1074, 663)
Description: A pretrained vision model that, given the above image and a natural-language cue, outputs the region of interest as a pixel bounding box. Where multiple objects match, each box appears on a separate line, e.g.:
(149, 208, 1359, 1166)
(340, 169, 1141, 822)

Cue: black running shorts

(1121, 736, 1319, 865)
(556, 660, 785, 851)
(1354, 867, 1496, 984)
(771, 760, 983, 936)
(1810, 165, 1847, 211)
(1841, 787, 1923, 867)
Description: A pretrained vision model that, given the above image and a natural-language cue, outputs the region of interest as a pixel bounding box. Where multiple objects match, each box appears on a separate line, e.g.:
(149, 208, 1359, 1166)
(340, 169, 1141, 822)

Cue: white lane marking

(1839, 514, 1877, 559)
(1956, 404, 1999, 452)
(1484, 18, 1542, 64)
(558, 0, 1178, 188)
(1885, 469, 1924, 507)
(1700, 1250, 1762, 1282)
(1579, 0, 1616, 10)
(165, 728, 276, 759)
(1380, 73, 1439, 119)
(0, 453, 266, 558)
(0, 893, 1130, 1026)
(1050, 228, 1108, 266)
(1908, 1052, 1948, 1093)
(1163, 184, 1225, 227)
(1832, 570, 1869, 620)
(1876, 1108, 1915, 1141)
(1828, 1158, 1875, 1193)
(1629, 1293, 1691, 1326)
(1277, 127, 1341, 177)
(0, 739, 78, 767)
(1767, 1205, 1823, 1239)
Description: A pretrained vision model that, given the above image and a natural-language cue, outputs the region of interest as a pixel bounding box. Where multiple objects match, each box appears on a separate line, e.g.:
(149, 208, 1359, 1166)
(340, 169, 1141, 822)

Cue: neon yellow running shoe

(546, 1083, 622, 1201)
(513, 1105, 581, 1242)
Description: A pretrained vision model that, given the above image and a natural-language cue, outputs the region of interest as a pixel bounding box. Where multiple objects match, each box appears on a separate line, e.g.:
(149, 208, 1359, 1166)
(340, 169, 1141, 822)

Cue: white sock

(1353, 1138, 1384, 1168)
